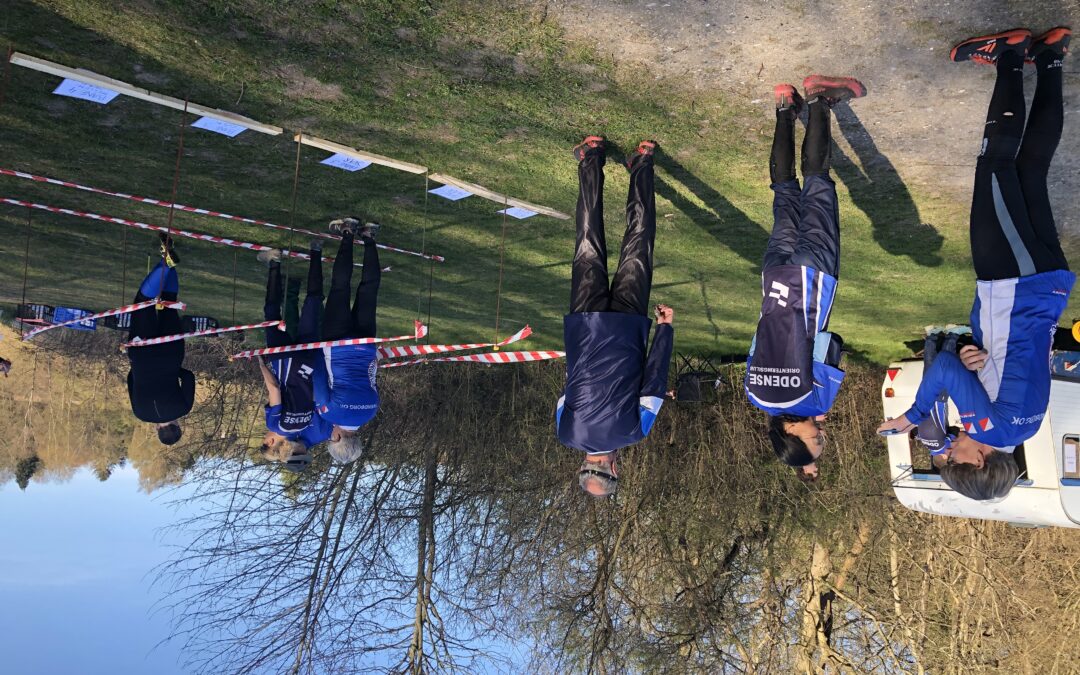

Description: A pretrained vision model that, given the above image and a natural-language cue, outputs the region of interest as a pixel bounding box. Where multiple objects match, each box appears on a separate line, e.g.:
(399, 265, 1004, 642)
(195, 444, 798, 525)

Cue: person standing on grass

(557, 136, 674, 497)
(256, 240, 331, 467)
(311, 216, 382, 464)
(0, 357, 11, 377)
(745, 74, 867, 482)
(126, 233, 194, 445)
(878, 27, 1075, 502)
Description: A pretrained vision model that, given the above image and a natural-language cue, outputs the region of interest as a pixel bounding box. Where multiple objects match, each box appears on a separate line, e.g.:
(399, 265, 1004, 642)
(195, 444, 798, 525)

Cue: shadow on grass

(830, 106, 945, 268)
(654, 153, 769, 268)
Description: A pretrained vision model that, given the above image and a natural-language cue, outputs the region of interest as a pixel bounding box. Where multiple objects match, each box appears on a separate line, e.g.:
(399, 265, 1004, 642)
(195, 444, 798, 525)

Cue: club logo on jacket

(963, 421, 978, 435)
(368, 360, 379, 390)
(768, 281, 790, 308)
(979, 418, 994, 432)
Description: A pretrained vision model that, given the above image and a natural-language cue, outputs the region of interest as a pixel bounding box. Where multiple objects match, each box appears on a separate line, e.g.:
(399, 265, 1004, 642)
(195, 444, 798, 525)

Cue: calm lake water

(0, 466, 191, 675)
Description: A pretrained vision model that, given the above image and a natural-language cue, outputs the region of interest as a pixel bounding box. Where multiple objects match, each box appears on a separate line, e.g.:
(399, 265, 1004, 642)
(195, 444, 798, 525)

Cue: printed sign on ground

(52, 78, 120, 104)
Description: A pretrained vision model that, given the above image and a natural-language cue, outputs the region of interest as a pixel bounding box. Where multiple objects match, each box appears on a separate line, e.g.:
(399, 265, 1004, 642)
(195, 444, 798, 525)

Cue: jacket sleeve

(179, 369, 196, 416)
(915, 395, 952, 455)
(903, 352, 990, 424)
(313, 355, 331, 410)
(127, 371, 140, 417)
(640, 323, 674, 397)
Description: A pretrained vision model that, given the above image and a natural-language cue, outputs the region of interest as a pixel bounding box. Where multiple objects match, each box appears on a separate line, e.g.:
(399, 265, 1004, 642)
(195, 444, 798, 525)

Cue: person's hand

(655, 304, 674, 325)
(959, 345, 988, 371)
(877, 414, 914, 436)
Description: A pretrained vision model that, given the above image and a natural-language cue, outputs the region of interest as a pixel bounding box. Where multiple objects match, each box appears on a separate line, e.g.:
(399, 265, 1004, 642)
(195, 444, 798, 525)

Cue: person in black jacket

(126, 234, 195, 445)
(557, 136, 675, 497)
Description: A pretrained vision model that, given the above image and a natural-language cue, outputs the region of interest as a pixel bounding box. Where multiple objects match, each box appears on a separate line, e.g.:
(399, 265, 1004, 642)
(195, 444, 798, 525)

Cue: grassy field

(0, 0, 1073, 363)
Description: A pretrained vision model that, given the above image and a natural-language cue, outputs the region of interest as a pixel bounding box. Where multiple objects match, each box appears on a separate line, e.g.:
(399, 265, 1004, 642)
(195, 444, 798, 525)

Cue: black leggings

(265, 251, 323, 346)
(970, 50, 1069, 280)
(570, 150, 656, 316)
(322, 233, 381, 340)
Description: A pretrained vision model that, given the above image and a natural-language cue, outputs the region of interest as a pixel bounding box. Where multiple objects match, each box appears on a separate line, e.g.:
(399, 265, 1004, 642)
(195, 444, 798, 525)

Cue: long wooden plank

(10, 52, 283, 136)
(296, 134, 428, 175)
(427, 173, 570, 220)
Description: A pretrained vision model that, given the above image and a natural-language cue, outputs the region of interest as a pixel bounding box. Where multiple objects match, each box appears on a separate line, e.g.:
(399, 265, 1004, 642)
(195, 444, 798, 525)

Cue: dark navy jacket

(556, 312, 674, 454)
(127, 341, 195, 423)
(745, 264, 844, 416)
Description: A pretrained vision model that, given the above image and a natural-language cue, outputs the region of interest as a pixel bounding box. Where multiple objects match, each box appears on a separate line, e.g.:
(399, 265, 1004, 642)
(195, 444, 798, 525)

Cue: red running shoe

(1027, 27, 1071, 64)
(573, 135, 606, 162)
(625, 139, 658, 168)
(802, 75, 867, 106)
(950, 28, 1032, 65)
(774, 83, 805, 115)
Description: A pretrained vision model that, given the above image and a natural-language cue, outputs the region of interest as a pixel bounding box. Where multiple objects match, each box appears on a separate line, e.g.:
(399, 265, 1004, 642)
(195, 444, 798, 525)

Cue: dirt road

(544, 0, 1080, 237)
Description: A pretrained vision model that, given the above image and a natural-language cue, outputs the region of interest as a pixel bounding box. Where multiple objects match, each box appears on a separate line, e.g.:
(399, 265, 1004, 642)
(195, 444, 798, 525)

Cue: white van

(882, 344, 1080, 528)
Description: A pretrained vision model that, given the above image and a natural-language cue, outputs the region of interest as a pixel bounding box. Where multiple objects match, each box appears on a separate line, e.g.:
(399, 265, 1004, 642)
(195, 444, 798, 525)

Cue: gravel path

(543, 0, 1080, 238)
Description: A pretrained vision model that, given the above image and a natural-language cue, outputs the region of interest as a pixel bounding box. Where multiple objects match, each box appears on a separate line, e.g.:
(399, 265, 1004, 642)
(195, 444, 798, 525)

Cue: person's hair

(767, 414, 815, 467)
(327, 432, 364, 464)
(157, 423, 183, 446)
(939, 450, 1019, 501)
(578, 471, 618, 497)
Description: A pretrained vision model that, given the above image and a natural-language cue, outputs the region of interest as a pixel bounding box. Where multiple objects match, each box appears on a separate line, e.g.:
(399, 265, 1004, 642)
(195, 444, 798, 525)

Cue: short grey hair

(578, 471, 618, 497)
(327, 434, 364, 464)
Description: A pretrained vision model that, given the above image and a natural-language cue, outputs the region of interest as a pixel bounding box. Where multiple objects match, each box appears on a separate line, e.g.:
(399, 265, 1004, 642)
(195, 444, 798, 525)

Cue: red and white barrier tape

(21, 299, 186, 340)
(123, 319, 283, 348)
(380, 350, 565, 368)
(0, 198, 389, 271)
(376, 325, 533, 359)
(230, 321, 429, 360)
(0, 168, 444, 262)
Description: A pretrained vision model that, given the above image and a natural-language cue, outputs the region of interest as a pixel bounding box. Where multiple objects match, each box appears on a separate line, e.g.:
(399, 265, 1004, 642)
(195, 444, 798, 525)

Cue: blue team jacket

(556, 313, 674, 455)
(265, 405, 334, 448)
(903, 270, 1075, 449)
(313, 345, 380, 430)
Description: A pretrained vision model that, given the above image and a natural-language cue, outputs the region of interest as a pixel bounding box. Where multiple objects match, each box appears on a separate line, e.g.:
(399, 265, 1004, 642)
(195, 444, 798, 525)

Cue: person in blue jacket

(256, 241, 325, 465)
(878, 27, 1075, 502)
(556, 136, 675, 497)
(745, 75, 866, 480)
(312, 217, 382, 464)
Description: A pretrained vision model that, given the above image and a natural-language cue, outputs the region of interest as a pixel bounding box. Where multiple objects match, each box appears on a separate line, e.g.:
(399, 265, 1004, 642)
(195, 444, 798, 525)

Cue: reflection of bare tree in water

(148, 360, 1080, 674)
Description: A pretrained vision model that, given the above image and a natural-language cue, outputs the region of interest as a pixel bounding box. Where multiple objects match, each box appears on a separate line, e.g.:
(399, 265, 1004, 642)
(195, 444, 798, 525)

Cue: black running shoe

(951, 28, 1032, 65)
(625, 139, 657, 169)
(774, 83, 805, 115)
(803, 75, 867, 106)
(158, 232, 180, 267)
(572, 135, 605, 162)
(1027, 27, 1071, 64)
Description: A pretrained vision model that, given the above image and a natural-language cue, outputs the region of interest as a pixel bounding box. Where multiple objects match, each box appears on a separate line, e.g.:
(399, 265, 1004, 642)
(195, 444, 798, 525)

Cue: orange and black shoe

(572, 135, 606, 162)
(774, 83, 804, 115)
(1027, 27, 1071, 64)
(802, 75, 867, 106)
(625, 139, 657, 168)
(950, 28, 1032, 65)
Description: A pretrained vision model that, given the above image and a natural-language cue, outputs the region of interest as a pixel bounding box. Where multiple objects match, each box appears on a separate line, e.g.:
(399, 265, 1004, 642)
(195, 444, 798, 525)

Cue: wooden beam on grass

(427, 173, 570, 220)
(295, 133, 428, 175)
(10, 52, 283, 135)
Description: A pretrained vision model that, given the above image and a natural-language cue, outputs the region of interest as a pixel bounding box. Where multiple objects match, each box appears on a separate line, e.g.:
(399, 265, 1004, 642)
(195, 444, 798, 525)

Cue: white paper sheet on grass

(497, 206, 538, 219)
(320, 153, 372, 172)
(53, 78, 120, 104)
(429, 184, 472, 201)
(191, 116, 247, 137)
